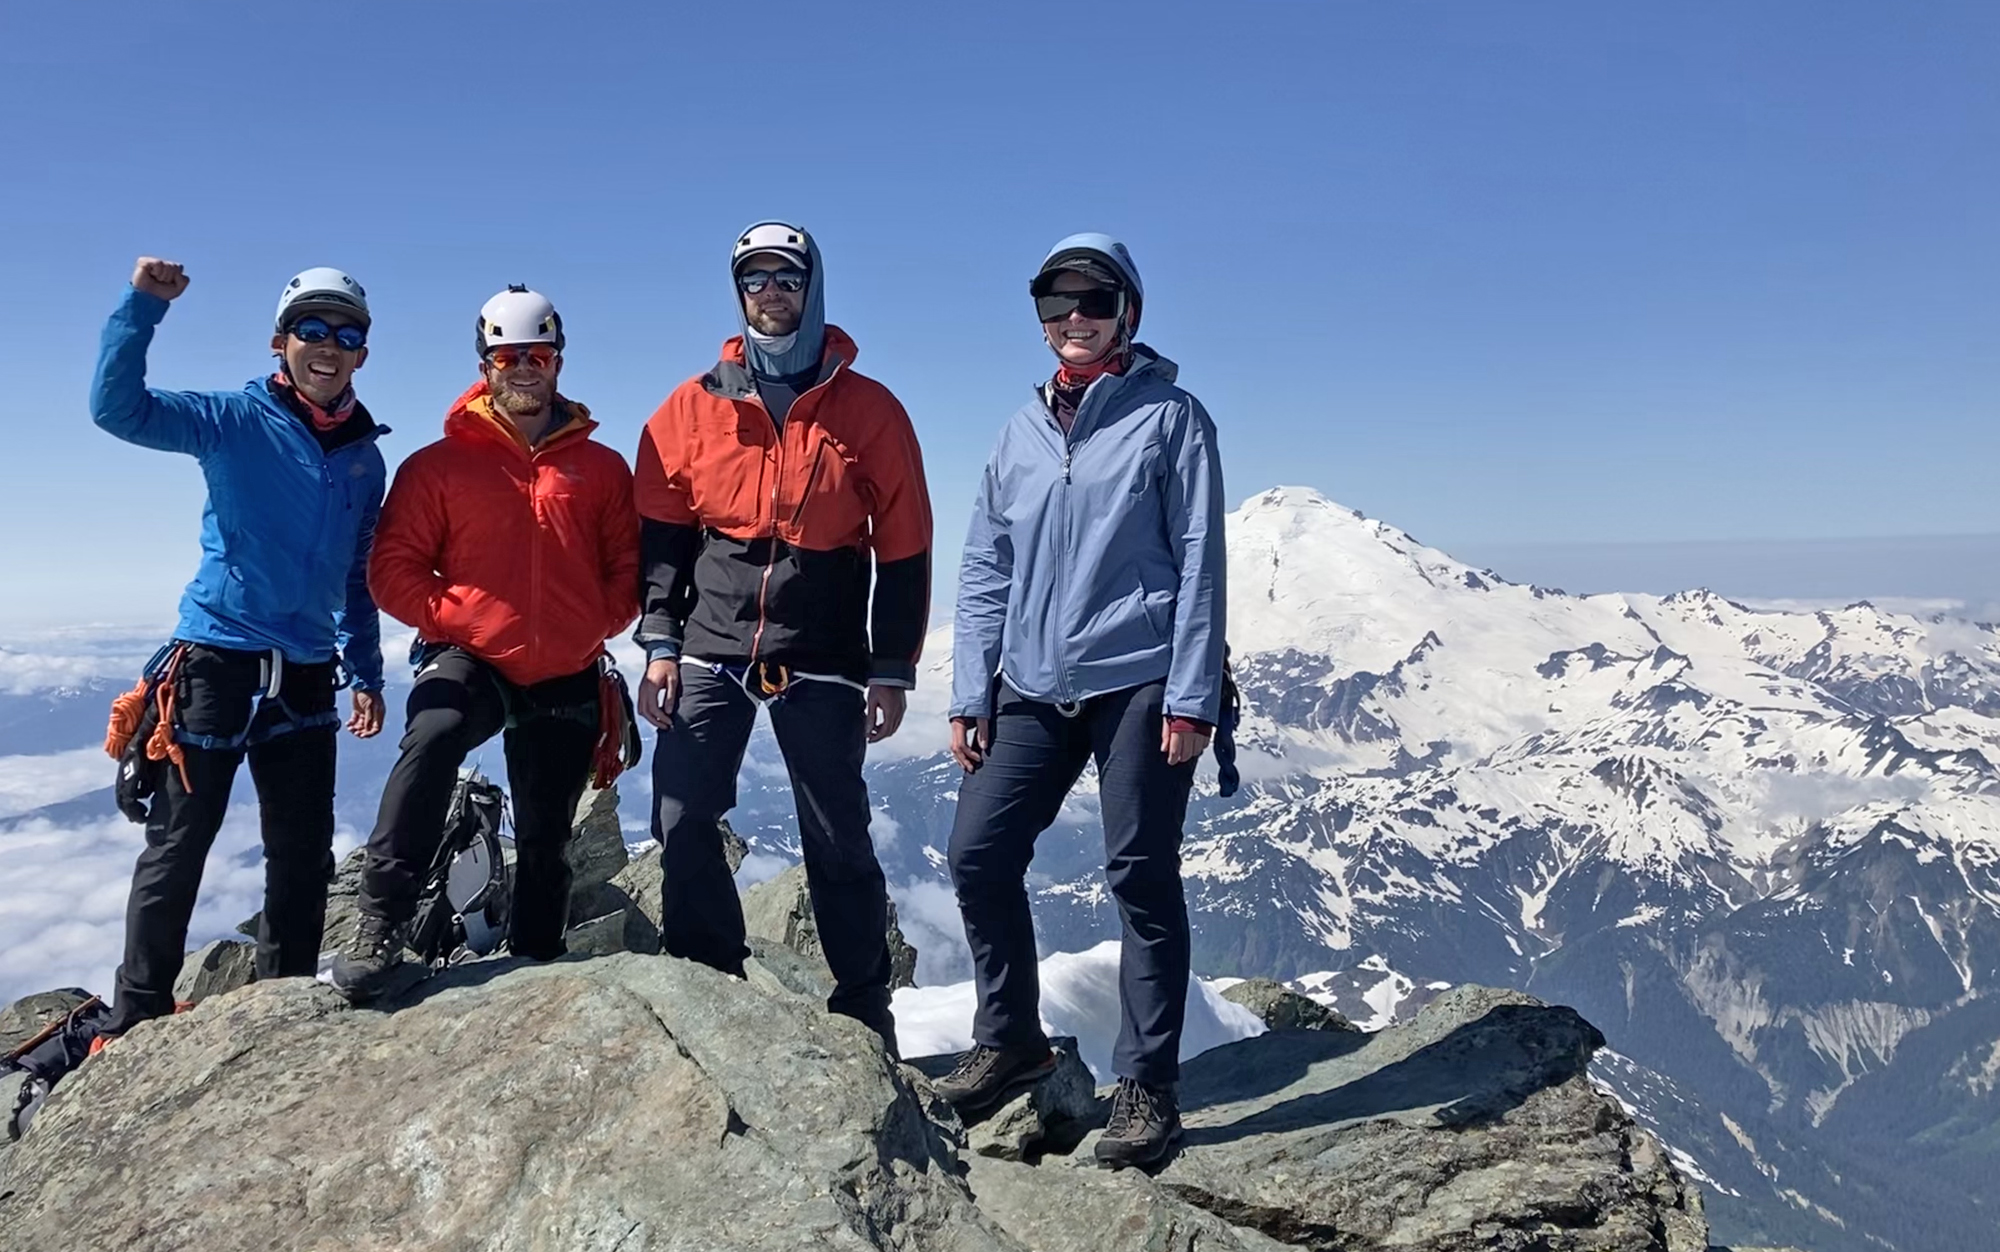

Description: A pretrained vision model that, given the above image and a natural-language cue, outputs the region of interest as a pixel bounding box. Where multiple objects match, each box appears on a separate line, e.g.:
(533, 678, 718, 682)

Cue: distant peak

(1243, 486, 1352, 515)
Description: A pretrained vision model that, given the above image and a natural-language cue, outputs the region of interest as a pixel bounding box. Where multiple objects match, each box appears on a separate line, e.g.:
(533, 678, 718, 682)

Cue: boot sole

(330, 961, 414, 1005)
(1093, 1121, 1185, 1171)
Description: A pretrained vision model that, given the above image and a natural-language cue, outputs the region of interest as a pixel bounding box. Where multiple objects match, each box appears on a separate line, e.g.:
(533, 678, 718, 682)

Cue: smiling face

(738, 252, 806, 336)
(1040, 270, 1129, 366)
(273, 317, 367, 406)
(482, 345, 561, 420)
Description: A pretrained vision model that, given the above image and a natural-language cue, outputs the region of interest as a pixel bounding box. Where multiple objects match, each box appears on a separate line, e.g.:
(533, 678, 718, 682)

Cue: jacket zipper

(748, 396, 782, 665)
(747, 365, 844, 666)
(529, 454, 545, 666)
(1048, 392, 1078, 705)
(789, 441, 828, 527)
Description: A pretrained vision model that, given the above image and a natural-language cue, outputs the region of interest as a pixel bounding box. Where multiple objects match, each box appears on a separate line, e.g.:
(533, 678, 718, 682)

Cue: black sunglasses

(736, 267, 807, 295)
(290, 316, 367, 351)
(1035, 288, 1124, 323)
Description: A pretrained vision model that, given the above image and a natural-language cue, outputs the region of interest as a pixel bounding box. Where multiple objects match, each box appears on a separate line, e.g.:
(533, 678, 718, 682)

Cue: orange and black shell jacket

(633, 326, 932, 687)
(369, 382, 640, 688)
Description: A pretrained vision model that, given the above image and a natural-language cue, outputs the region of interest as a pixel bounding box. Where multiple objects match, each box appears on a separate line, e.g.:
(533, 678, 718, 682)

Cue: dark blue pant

(651, 664, 895, 1038)
(949, 680, 1196, 1085)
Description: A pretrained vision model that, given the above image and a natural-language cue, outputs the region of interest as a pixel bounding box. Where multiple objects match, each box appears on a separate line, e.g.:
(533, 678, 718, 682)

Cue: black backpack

(5, 994, 114, 1140)
(407, 772, 511, 967)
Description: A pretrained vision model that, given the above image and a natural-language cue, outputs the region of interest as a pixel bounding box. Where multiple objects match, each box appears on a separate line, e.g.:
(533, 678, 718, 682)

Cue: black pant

(948, 680, 1196, 1085)
(108, 644, 339, 1034)
(652, 663, 895, 1037)
(356, 648, 599, 961)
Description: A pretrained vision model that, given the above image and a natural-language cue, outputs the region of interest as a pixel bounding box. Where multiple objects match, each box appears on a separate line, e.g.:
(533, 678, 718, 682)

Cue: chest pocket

(1128, 434, 1167, 497)
(786, 432, 866, 546)
(688, 405, 772, 531)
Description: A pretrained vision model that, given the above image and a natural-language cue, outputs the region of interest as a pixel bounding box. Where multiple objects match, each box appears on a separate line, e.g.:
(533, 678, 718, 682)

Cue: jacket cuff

(125, 286, 170, 323)
(645, 641, 682, 663)
(869, 659, 917, 688)
(1167, 716, 1213, 736)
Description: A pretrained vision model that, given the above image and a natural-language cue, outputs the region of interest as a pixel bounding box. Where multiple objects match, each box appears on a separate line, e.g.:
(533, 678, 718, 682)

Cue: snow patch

(891, 941, 1265, 1081)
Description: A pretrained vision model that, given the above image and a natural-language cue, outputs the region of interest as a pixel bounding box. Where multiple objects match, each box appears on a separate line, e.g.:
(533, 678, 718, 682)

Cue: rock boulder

(0, 962, 1712, 1252)
(1220, 977, 1360, 1032)
(0, 956, 1015, 1252)
(740, 862, 919, 990)
(172, 938, 257, 1005)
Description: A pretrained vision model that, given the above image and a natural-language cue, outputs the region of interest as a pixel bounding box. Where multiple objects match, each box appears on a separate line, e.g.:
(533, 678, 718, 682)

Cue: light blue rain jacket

(951, 345, 1226, 722)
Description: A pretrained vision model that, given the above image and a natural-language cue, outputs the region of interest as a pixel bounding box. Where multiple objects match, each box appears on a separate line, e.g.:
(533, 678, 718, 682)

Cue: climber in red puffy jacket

(334, 286, 638, 1003)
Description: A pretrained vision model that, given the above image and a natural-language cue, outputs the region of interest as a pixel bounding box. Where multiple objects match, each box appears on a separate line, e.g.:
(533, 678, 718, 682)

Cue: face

(272, 315, 367, 406)
(738, 252, 806, 336)
(481, 344, 561, 418)
(1040, 270, 1125, 365)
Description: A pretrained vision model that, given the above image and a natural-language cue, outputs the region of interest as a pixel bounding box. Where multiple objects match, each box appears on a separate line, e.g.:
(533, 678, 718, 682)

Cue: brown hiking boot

(1093, 1077, 1183, 1170)
(932, 1042, 1058, 1116)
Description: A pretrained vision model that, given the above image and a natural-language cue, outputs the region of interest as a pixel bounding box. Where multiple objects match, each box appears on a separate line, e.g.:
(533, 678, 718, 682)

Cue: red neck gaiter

(1054, 350, 1130, 391)
(1048, 351, 1130, 434)
(271, 373, 357, 433)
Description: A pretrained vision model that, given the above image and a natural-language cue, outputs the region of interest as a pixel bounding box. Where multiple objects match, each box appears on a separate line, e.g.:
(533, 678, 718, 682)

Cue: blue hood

(735, 220, 826, 380)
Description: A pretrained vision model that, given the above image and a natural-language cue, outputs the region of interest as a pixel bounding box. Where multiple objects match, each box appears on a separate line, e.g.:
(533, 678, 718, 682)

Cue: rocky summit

(0, 947, 1712, 1252)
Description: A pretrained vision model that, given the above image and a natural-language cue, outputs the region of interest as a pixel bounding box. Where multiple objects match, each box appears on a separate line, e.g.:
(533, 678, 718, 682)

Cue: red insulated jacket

(370, 382, 639, 687)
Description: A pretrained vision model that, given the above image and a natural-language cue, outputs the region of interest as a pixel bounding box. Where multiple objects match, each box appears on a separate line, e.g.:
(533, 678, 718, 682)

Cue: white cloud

(0, 630, 167, 695)
(0, 811, 365, 1007)
(0, 746, 115, 819)
(891, 939, 1266, 1080)
(733, 852, 789, 891)
(889, 877, 971, 987)
(870, 806, 901, 851)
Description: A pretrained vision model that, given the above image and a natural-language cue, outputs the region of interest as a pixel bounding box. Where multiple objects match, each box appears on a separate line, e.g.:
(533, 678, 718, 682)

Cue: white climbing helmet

(275, 267, 370, 331)
(731, 221, 813, 273)
(475, 285, 565, 355)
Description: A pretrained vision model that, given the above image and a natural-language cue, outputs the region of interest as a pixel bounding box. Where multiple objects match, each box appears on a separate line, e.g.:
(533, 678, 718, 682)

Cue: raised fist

(131, 257, 190, 302)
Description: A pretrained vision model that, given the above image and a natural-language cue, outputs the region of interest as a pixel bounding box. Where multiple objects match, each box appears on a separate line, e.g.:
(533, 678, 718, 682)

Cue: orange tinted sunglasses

(486, 345, 558, 371)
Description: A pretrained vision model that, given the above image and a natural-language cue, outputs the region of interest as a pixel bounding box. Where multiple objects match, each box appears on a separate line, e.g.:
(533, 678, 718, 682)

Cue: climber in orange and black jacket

(632, 221, 931, 1052)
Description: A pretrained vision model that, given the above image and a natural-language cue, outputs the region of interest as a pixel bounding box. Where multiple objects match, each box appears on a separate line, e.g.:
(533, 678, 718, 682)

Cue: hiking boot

(932, 1042, 1058, 1116)
(330, 912, 406, 1004)
(1093, 1077, 1183, 1170)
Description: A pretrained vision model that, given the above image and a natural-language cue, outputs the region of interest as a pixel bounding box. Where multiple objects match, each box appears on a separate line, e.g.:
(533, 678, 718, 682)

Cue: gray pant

(651, 664, 895, 1038)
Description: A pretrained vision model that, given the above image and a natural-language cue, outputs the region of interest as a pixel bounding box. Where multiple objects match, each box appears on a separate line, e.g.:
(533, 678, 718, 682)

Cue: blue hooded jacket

(90, 287, 387, 690)
(951, 345, 1226, 722)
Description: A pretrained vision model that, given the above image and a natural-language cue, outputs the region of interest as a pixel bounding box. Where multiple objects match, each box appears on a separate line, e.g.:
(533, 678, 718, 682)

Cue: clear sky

(2, 1, 1995, 625)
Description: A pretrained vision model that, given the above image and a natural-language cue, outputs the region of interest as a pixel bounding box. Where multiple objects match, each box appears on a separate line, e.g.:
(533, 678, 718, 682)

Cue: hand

(950, 715, 992, 774)
(639, 658, 681, 730)
(1160, 717, 1212, 767)
(865, 684, 907, 743)
(348, 689, 385, 739)
(131, 257, 190, 302)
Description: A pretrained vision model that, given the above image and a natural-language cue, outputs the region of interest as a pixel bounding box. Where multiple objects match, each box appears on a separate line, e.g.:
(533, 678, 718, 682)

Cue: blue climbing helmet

(1030, 232, 1144, 329)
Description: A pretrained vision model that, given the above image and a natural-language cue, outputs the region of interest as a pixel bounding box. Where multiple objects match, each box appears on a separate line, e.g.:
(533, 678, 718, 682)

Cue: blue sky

(2, 2, 1995, 625)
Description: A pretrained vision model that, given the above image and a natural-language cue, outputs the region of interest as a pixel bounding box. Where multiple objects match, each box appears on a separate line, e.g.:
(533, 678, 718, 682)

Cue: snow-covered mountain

(841, 488, 2000, 1252)
(6, 486, 1999, 1249)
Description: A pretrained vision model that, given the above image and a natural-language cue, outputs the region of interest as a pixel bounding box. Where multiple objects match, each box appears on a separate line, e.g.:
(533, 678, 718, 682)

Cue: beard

(746, 305, 800, 336)
(492, 384, 550, 417)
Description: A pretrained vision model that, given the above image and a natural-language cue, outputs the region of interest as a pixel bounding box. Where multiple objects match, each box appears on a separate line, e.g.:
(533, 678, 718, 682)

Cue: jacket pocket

(787, 435, 864, 543)
(1130, 438, 1165, 495)
(789, 441, 828, 527)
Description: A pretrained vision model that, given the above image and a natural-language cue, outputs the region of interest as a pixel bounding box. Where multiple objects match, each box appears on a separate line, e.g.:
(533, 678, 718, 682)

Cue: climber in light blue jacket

(937, 233, 1226, 1172)
(949, 242, 1226, 724)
